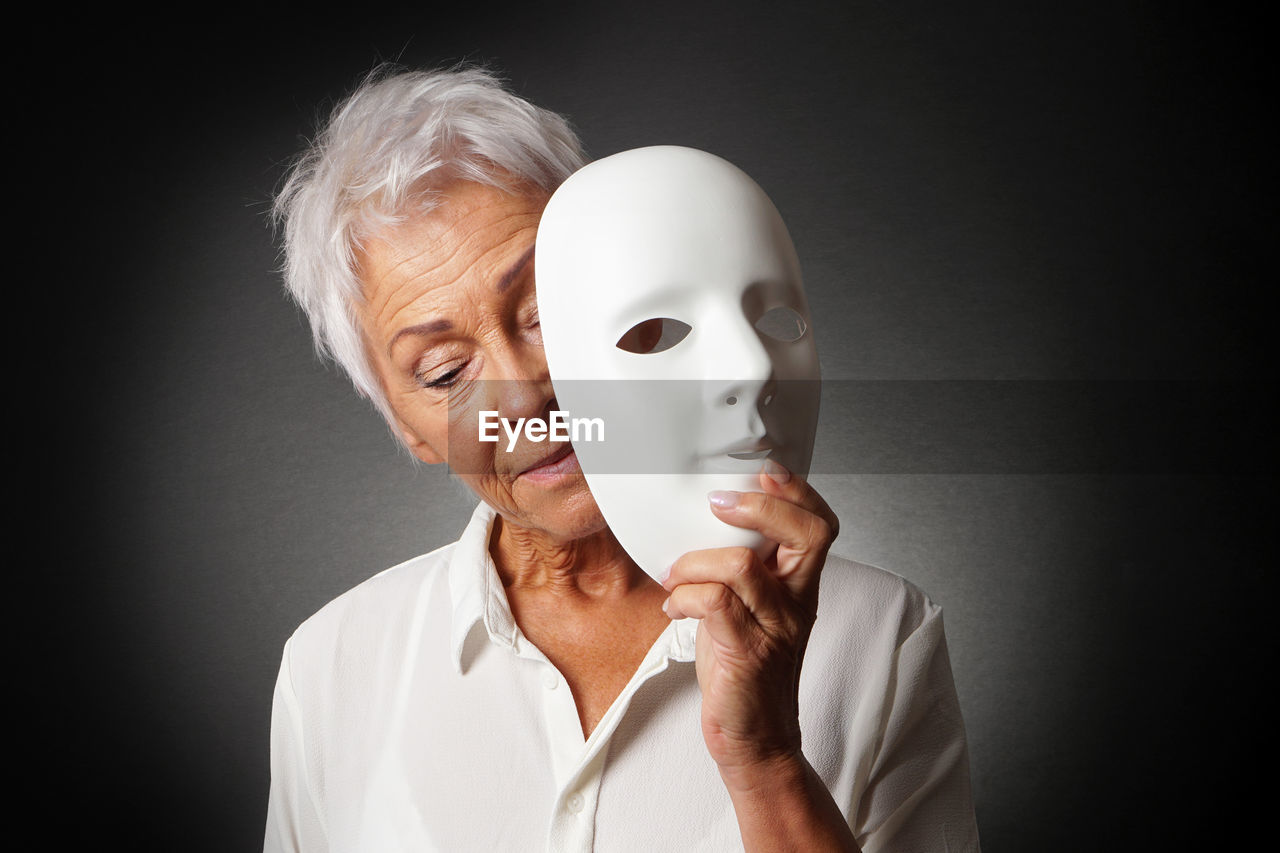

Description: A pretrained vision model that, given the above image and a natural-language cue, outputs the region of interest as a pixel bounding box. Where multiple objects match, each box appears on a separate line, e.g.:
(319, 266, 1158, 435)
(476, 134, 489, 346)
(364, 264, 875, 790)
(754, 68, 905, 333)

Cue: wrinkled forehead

(537, 147, 800, 306)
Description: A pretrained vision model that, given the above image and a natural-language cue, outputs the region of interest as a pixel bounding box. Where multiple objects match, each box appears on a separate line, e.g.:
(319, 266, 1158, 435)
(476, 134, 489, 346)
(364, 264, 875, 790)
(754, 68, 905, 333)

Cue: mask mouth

(713, 437, 772, 460)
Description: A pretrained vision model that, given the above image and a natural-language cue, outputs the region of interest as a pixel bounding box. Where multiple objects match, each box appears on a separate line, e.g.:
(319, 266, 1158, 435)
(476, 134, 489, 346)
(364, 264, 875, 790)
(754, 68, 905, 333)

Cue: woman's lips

(518, 444, 578, 482)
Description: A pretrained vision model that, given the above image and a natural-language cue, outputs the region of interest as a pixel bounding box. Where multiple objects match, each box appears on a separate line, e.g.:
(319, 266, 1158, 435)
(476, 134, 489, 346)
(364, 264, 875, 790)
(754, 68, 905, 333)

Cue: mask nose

(701, 312, 774, 413)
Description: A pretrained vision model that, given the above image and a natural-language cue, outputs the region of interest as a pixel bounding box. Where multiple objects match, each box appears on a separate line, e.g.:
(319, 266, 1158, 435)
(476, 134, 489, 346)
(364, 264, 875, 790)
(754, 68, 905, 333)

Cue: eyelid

(413, 351, 470, 389)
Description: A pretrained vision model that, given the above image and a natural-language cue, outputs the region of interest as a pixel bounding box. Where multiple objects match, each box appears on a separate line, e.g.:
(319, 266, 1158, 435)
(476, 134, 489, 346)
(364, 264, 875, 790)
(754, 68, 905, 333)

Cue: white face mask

(535, 146, 821, 580)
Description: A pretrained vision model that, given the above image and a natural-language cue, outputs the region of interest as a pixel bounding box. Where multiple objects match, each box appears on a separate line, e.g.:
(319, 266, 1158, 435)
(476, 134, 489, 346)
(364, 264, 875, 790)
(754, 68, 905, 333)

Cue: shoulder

(801, 553, 963, 770)
(815, 551, 943, 648)
(282, 542, 458, 691)
(802, 552, 949, 703)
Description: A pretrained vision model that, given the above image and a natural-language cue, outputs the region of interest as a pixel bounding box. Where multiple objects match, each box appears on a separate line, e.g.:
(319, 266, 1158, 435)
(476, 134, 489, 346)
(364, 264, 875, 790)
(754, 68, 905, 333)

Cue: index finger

(708, 489, 836, 567)
(758, 460, 840, 543)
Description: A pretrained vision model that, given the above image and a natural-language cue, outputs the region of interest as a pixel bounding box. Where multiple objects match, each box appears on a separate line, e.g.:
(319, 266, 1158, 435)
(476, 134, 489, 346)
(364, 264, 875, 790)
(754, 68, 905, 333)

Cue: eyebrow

(386, 244, 536, 356)
(496, 244, 535, 293)
(388, 319, 453, 356)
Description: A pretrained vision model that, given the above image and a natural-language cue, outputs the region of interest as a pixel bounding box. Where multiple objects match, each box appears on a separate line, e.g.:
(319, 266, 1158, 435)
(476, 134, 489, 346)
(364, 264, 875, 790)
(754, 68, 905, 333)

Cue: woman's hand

(660, 460, 840, 785)
(662, 462, 857, 850)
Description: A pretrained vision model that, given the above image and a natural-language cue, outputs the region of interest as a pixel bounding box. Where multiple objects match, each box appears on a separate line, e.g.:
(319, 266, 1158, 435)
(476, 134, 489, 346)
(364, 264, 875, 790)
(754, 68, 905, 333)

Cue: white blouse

(265, 501, 981, 852)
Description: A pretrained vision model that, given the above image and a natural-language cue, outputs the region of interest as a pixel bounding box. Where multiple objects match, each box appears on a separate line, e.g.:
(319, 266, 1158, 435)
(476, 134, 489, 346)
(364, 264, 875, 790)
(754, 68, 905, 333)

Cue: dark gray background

(38, 2, 1269, 850)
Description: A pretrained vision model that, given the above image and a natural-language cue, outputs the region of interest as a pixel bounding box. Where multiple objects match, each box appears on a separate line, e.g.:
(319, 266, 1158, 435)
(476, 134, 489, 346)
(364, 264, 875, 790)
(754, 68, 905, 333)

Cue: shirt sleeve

(855, 606, 982, 853)
(264, 638, 328, 853)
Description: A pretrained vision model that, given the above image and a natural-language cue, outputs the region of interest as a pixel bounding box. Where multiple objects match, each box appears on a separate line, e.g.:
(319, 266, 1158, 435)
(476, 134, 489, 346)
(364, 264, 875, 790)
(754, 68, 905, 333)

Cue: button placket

(540, 618, 686, 850)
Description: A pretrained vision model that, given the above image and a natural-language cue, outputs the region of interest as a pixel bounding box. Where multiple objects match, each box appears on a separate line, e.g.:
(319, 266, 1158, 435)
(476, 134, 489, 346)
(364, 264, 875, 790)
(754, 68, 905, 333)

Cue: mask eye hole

(755, 306, 807, 342)
(616, 318, 692, 354)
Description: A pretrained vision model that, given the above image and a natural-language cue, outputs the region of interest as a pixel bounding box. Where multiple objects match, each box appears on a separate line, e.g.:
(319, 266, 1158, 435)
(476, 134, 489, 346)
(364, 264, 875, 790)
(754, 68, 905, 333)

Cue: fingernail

(708, 490, 741, 509)
(765, 459, 791, 484)
(658, 564, 673, 585)
(661, 596, 671, 616)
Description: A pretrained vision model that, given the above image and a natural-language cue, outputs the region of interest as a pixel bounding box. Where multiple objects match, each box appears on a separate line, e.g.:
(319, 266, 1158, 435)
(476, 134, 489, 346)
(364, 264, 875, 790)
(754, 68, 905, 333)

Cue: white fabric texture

(265, 501, 981, 852)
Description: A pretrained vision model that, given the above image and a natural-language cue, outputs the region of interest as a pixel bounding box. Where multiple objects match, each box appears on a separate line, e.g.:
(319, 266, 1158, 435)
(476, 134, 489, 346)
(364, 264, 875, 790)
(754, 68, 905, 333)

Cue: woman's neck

(488, 513, 652, 600)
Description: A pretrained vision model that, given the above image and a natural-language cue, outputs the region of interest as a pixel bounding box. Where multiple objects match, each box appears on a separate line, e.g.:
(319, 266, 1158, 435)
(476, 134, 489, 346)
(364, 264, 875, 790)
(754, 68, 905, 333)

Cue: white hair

(272, 65, 586, 433)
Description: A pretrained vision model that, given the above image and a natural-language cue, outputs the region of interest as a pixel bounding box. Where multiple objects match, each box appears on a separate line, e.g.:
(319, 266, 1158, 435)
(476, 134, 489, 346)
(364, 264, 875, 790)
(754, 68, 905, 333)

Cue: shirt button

(543, 672, 559, 690)
(567, 793, 584, 814)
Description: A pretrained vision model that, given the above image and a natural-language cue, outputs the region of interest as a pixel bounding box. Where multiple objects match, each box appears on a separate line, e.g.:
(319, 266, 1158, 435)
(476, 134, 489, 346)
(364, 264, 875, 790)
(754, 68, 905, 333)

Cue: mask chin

(589, 471, 774, 578)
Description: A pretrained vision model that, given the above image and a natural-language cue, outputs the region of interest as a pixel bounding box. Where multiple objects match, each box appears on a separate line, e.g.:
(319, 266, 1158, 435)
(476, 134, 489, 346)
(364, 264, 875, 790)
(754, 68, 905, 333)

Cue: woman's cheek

(444, 402, 496, 476)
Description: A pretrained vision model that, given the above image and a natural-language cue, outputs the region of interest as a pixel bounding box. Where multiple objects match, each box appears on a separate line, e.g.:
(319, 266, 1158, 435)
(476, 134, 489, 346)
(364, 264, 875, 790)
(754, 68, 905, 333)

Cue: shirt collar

(448, 501, 512, 672)
(447, 501, 698, 673)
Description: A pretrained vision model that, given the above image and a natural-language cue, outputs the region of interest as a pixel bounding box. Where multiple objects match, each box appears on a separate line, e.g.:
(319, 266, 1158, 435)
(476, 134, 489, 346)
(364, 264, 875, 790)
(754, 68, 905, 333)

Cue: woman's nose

(489, 339, 555, 420)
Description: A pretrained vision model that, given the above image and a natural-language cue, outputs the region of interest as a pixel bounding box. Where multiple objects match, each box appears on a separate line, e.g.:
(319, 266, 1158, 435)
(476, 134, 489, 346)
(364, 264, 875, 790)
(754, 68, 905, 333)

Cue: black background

(31, 2, 1270, 850)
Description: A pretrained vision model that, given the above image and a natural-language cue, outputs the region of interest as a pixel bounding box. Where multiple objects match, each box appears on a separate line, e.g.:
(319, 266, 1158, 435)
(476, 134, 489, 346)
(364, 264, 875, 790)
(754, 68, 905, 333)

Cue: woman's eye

(754, 306, 807, 342)
(416, 361, 468, 390)
(518, 300, 541, 335)
(523, 311, 543, 345)
(616, 318, 692, 354)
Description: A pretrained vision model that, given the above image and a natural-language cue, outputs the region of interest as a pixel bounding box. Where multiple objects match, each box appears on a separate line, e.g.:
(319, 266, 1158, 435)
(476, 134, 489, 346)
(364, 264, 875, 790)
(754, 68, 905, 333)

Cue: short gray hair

(272, 65, 586, 431)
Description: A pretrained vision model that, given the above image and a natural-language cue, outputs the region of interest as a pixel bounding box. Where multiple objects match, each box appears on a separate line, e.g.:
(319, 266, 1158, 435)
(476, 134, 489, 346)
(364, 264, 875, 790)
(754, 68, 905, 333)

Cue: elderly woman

(265, 67, 980, 852)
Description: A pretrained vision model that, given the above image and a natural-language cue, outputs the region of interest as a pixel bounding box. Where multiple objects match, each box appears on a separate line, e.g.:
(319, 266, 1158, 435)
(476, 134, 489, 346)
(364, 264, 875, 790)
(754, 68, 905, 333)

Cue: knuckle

(808, 515, 833, 546)
(730, 547, 757, 580)
(707, 583, 736, 613)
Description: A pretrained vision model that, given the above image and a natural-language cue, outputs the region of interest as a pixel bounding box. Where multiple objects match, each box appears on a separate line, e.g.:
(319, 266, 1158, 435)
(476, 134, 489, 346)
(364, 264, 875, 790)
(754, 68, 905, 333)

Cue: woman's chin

(529, 481, 609, 541)
(476, 463, 607, 543)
